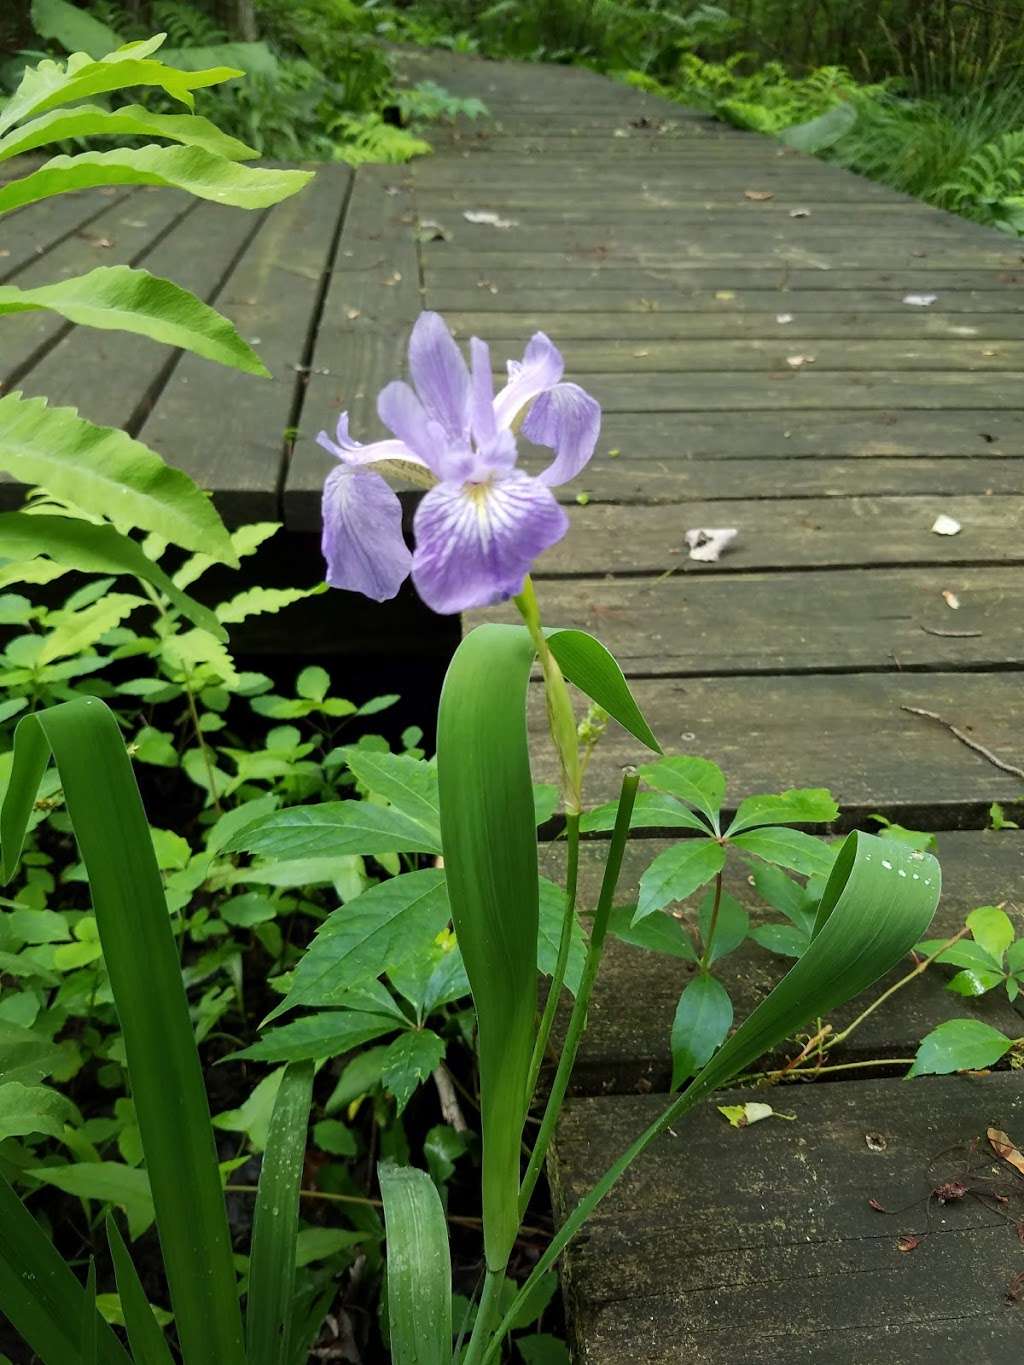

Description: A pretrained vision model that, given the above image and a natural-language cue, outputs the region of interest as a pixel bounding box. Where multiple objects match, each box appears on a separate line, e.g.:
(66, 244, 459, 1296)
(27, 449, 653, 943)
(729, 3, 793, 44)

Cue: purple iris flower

(317, 311, 600, 615)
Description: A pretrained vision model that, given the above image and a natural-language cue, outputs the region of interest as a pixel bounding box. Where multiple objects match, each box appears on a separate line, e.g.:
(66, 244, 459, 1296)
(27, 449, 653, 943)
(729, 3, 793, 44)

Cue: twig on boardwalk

(919, 626, 983, 638)
(900, 706, 1024, 780)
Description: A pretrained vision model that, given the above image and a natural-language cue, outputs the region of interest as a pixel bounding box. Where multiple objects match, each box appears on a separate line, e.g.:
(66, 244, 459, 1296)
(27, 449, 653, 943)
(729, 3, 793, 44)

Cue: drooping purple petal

(411, 469, 569, 614)
(492, 332, 564, 430)
(408, 311, 471, 440)
(522, 381, 601, 486)
(321, 464, 412, 601)
(317, 410, 423, 470)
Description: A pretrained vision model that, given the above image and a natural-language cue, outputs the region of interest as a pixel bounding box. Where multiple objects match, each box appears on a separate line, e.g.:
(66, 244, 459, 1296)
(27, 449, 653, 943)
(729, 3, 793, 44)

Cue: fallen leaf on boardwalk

(790, 207, 811, 217)
(942, 590, 960, 610)
(897, 1234, 921, 1253)
(988, 1127, 1024, 1176)
(344, 307, 361, 320)
(744, 189, 774, 201)
(776, 312, 794, 324)
(686, 527, 738, 562)
(868, 1198, 890, 1212)
(714, 290, 735, 300)
(933, 1180, 968, 1203)
(718, 1102, 795, 1128)
(383, 272, 402, 286)
(786, 354, 815, 367)
(463, 210, 518, 229)
(415, 219, 450, 242)
(865, 1132, 887, 1152)
(931, 514, 961, 536)
(950, 325, 978, 335)
(903, 292, 938, 306)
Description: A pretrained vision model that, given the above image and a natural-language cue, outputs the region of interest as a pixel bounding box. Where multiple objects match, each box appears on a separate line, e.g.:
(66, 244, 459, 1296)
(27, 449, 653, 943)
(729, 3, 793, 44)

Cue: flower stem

(526, 813, 581, 1104)
(518, 773, 639, 1219)
(513, 575, 582, 815)
(698, 869, 724, 970)
(821, 924, 970, 1053)
(462, 1267, 505, 1365)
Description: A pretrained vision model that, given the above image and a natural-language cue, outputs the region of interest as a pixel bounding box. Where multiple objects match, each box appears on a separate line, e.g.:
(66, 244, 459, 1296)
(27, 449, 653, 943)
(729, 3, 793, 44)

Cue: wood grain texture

(551, 1074, 1024, 1362)
(525, 671, 1024, 821)
(138, 165, 350, 523)
(283, 164, 423, 526)
(538, 832, 1024, 1091)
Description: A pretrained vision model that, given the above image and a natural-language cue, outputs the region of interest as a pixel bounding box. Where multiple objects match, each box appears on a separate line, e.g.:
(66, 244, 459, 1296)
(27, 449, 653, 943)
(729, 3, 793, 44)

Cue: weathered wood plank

(0, 186, 138, 281)
(472, 565, 1024, 675)
(0, 189, 192, 388)
(137, 165, 349, 524)
(526, 671, 1024, 820)
(561, 370, 1024, 412)
(595, 408, 1024, 458)
(539, 830, 1024, 1090)
(481, 337, 1024, 372)
(15, 198, 260, 437)
(552, 1074, 1024, 1362)
(547, 458, 1024, 505)
(531, 496, 1024, 573)
(427, 284, 1024, 312)
(444, 309, 1024, 340)
(283, 165, 423, 526)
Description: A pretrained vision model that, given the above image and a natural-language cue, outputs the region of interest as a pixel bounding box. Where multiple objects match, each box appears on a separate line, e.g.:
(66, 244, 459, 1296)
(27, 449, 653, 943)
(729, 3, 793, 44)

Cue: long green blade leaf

(0, 146, 311, 217)
(379, 1163, 451, 1365)
(0, 102, 257, 161)
(1, 698, 246, 1365)
(0, 267, 269, 376)
(247, 1061, 313, 1365)
(0, 512, 226, 637)
(106, 1214, 176, 1365)
(0, 392, 237, 564)
(0, 1172, 132, 1365)
(485, 830, 940, 1359)
(437, 623, 539, 1272)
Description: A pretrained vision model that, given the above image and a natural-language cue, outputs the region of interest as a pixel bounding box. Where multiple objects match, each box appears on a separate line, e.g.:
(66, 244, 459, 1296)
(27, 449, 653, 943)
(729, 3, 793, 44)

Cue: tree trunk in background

(234, 0, 259, 42)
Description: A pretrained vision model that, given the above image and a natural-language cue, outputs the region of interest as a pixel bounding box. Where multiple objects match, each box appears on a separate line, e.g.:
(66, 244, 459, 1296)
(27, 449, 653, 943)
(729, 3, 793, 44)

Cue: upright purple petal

(522, 382, 601, 487)
(408, 311, 471, 440)
(492, 332, 564, 430)
(321, 464, 412, 602)
(377, 379, 450, 473)
(411, 469, 568, 614)
(469, 337, 497, 447)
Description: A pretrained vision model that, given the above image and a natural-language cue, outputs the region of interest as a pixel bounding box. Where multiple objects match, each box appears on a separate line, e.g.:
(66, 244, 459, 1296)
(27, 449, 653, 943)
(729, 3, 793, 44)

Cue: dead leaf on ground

(463, 210, 518, 229)
(897, 1234, 921, 1253)
(865, 1132, 887, 1152)
(931, 514, 961, 536)
(903, 292, 938, 307)
(988, 1127, 1024, 1177)
(868, 1198, 890, 1212)
(718, 1102, 796, 1128)
(790, 207, 811, 217)
(786, 354, 815, 368)
(942, 589, 961, 610)
(933, 1180, 968, 1204)
(776, 312, 794, 324)
(714, 290, 735, 301)
(686, 527, 738, 562)
(744, 189, 774, 201)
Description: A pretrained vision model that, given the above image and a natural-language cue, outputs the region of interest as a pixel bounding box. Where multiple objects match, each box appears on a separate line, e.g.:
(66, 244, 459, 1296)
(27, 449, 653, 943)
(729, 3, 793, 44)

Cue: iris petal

(411, 469, 569, 615)
(492, 332, 564, 430)
(408, 310, 471, 440)
(522, 381, 601, 486)
(321, 464, 412, 602)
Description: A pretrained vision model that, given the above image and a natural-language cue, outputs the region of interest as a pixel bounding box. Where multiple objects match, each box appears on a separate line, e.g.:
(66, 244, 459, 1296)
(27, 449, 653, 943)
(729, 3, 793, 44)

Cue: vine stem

(518, 773, 639, 1219)
(698, 869, 725, 970)
(525, 813, 581, 1103)
(822, 924, 970, 1051)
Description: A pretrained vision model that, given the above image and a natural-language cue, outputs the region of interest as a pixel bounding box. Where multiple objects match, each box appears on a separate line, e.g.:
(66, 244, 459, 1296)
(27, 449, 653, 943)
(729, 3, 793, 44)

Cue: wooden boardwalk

(4, 48, 1024, 1359)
